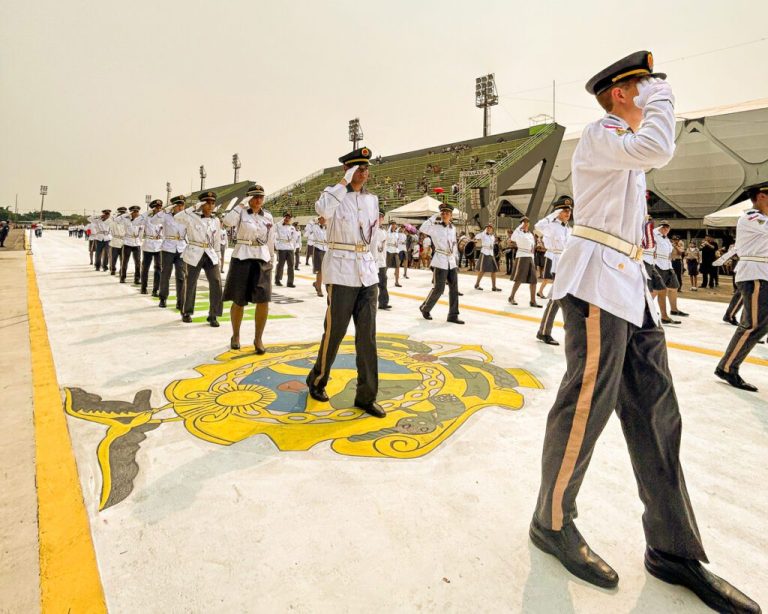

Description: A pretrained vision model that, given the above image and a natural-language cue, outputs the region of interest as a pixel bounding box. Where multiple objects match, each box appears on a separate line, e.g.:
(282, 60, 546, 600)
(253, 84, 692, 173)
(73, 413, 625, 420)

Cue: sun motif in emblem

(64, 334, 542, 509)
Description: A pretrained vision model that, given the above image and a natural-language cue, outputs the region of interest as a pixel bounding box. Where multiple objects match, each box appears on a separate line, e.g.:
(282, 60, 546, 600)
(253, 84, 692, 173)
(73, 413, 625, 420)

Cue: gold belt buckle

(355, 244, 367, 253)
(632, 247, 643, 262)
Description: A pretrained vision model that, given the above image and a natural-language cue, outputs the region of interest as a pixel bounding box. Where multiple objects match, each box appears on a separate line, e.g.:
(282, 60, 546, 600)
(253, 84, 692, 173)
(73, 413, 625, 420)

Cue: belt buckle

(356, 244, 366, 253)
(632, 247, 643, 262)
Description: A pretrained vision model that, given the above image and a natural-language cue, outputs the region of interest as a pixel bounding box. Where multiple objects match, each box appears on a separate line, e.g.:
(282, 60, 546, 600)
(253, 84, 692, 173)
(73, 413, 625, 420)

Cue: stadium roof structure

(504, 99, 768, 225)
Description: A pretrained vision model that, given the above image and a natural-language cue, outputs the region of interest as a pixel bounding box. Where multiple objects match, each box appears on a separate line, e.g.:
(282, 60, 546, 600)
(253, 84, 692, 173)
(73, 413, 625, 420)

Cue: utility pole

(475, 74, 499, 137)
(232, 154, 241, 184)
(200, 165, 206, 191)
(39, 185, 48, 222)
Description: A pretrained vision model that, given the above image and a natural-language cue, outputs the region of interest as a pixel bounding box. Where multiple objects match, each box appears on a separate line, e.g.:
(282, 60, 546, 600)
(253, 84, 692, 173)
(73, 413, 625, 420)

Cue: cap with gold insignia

(734, 180, 768, 204)
(129, 205, 141, 212)
(199, 191, 217, 202)
(116, 206, 127, 213)
(246, 184, 265, 197)
(552, 195, 574, 210)
(439, 203, 454, 213)
(339, 146, 372, 166)
(658, 220, 671, 227)
(148, 199, 163, 209)
(586, 50, 667, 96)
(170, 195, 187, 205)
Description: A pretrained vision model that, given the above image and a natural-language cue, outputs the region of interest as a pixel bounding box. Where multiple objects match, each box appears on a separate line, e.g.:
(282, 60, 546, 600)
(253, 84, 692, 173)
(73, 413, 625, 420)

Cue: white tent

(703, 201, 752, 227)
(386, 195, 465, 220)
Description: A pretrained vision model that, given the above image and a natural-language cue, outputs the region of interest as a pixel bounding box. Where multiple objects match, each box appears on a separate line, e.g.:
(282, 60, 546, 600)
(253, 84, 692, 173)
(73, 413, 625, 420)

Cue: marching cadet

(530, 51, 758, 614)
(374, 210, 391, 309)
(310, 216, 327, 297)
(397, 226, 409, 278)
(641, 218, 679, 324)
(304, 217, 316, 267)
(473, 223, 501, 291)
(139, 199, 164, 296)
(175, 191, 224, 327)
(154, 195, 188, 309)
(716, 181, 768, 392)
(219, 224, 228, 274)
(108, 206, 127, 275)
(222, 184, 275, 353)
(119, 206, 143, 284)
(654, 220, 688, 320)
(419, 203, 463, 324)
(508, 218, 540, 307)
(87, 220, 96, 264)
(293, 221, 302, 270)
(88, 209, 112, 271)
(274, 212, 297, 287)
(535, 196, 572, 345)
(305, 146, 385, 418)
(386, 221, 402, 287)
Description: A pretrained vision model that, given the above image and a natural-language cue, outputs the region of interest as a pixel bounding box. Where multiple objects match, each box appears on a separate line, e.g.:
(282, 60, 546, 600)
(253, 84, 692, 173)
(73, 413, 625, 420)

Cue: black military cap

(149, 199, 163, 208)
(658, 220, 671, 227)
(552, 195, 574, 210)
(116, 206, 127, 213)
(170, 195, 186, 205)
(246, 184, 265, 197)
(378, 209, 385, 217)
(101, 209, 111, 214)
(439, 203, 454, 212)
(200, 191, 217, 202)
(129, 205, 141, 212)
(586, 50, 666, 96)
(734, 180, 768, 203)
(339, 146, 372, 166)
(282, 211, 292, 218)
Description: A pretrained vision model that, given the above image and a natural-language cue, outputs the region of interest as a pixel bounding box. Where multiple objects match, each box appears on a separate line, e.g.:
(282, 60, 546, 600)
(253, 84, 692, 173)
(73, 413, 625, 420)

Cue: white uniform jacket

(87, 216, 112, 242)
(121, 216, 143, 247)
(734, 208, 768, 283)
(474, 231, 495, 256)
(374, 227, 387, 268)
(512, 227, 535, 258)
(419, 215, 458, 270)
(386, 230, 401, 254)
(222, 205, 275, 263)
(304, 222, 316, 248)
(275, 224, 297, 251)
(552, 90, 677, 327)
(311, 224, 328, 251)
(154, 210, 187, 254)
(535, 212, 571, 273)
(139, 213, 163, 253)
(174, 210, 221, 266)
(653, 229, 674, 271)
(109, 215, 126, 248)
(316, 183, 379, 287)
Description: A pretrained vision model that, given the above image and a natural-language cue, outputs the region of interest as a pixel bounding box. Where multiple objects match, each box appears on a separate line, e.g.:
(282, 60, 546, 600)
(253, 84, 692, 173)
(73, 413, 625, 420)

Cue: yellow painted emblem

(64, 334, 542, 509)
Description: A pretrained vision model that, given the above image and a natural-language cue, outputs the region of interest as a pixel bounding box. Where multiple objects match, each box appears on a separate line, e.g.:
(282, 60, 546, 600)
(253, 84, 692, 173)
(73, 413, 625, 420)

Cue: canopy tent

(386, 195, 465, 221)
(703, 201, 753, 227)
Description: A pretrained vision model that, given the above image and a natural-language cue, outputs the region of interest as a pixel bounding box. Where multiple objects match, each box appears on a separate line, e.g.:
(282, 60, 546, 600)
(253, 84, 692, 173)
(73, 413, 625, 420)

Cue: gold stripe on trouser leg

(723, 280, 760, 373)
(551, 303, 601, 530)
(314, 284, 334, 386)
(728, 294, 742, 319)
(512, 258, 520, 280)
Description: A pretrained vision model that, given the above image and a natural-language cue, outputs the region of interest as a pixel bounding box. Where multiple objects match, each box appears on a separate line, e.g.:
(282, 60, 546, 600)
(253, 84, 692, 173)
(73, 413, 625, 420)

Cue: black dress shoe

(529, 518, 618, 589)
(447, 317, 465, 325)
(530, 302, 543, 308)
(379, 304, 392, 310)
(420, 308, 432, 320)
(508, 297, 518, 305)
(207, 316, 220, 328)
(306, 378, 329, 402)
(537, 333, 560, 346)
(354, 400, 386, 418)
(492, 287, 502, 292)
(723, 316, 739, 326)
(182, 314, 193, 323)
(230, 336, 240, 350)
(254, 344, 266, 355)
(287, 283, 296, 288)
(644, 547, 761, 614)
(458, 292, 464, 296)
(395, 282, 402, 287)
(275, 281, 282, 286)
(714, 367, 758, 392)
(119, 279, 126, 284)
(140, 289, 148, 295)
(474, 285, 483, 290)
(661, 318, 681, 324)
(670, 310, 688, 316)
(152, 290, 158, 297)
(158, 298, 167, 308)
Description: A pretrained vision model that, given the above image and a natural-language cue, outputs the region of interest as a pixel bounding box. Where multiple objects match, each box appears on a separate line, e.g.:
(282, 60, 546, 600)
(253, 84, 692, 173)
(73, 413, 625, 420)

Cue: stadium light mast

(145, 194, 152, 209)
(39, 185, 48, 222)
(199, 165, 207, 191)
(475, 74, 499, 137)
(232, 153, 241, 183)
(348, 118, 363, 150)
(166, 182, 172, 205)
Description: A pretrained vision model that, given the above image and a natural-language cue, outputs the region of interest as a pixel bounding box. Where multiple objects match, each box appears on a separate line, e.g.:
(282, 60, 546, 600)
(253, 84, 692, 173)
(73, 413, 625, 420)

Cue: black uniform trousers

(306, 244, 314, 265)
(724, 289, 743, 322)
(378, 267, 389, 308)
(159, 250, 185, 309)
(182, 253, 223, 318)
(535, 294, 707, 562)
(275, 249, 294, 285)
(295, 248, 300, 270)
(538, 298, 560, 337)
(141, 250, 161, 293)
(109, 245, 122, 274)
(307, 283, 378, 405)
(718, 280, 768, 375)
(420, 267, 459, 319)
(94, 240, 110, 270)
(120, 246, 141, 283)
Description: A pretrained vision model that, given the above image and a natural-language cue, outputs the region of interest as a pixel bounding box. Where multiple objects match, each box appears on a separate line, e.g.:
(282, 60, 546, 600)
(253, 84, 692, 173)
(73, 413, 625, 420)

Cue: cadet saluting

(529, 51, 758, 614)
(419, 203, 463, 324)
(305, 147, 385, 418)
(154, 195, 188, 310)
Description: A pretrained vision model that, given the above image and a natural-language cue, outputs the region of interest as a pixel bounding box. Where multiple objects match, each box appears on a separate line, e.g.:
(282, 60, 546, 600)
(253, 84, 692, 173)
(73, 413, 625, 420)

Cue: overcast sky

(2, 0, 767, 214)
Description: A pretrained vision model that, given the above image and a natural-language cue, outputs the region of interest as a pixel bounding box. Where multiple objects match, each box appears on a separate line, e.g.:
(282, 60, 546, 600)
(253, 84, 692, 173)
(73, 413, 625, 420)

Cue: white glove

(343, 165, 359, 184)
(633, 77, 674, 110)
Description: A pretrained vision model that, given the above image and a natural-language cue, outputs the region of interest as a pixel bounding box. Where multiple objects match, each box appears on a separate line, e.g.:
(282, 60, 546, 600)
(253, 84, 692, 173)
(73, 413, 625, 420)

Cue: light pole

(145, 194, 151, 210)
(166, 182, 171, 205)
(199, 165, 206, 191)
(475, 74, 499, 137)
(348, 118, 363, 150)
(39, 185, 48, 222)
(232, 154, 241, 183)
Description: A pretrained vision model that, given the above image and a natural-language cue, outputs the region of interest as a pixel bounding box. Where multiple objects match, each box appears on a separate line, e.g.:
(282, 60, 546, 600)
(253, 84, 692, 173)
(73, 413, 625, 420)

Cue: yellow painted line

(28, 254, 107, 612)
(297, 274, 768, 368)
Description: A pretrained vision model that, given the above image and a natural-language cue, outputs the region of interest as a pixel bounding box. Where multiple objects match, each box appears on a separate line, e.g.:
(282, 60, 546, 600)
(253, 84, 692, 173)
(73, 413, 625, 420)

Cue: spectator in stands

(452, 183, 459, 195)
(685, 240, 700, 290)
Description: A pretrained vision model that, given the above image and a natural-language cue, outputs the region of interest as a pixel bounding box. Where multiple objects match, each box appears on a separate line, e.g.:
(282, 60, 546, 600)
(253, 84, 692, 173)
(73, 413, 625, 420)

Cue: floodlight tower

(199, 165, 207, 191)
(39, 185, 48, 222)
(166, 182, 171, 205)
(348, 118, 363, 150)
(475, 74, 499, 137)
(232, 153, 241, 183)
(145, 194, 152, 208)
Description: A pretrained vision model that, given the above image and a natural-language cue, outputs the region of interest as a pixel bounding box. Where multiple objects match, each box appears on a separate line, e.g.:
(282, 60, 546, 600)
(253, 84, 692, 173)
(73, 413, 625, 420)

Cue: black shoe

(458, 292, 464, 296)
(133, 279, 140, 285)
(110, 271, 116, 276)
(670, 310, 688, 316)
(158, 298, 167, 308)
(140, 289, 148, 295)
(395, 283, 402, 287)
(508, 297, 518, 305)
(175, 303, 182, 311)
(661, 318, 681, 324)
(537, 333, 560, 346)
(254, 344, 266, 355)
(714, 367, 758, 392)
(275, 281, 283, 286)
(447, 317, 465, 325)
(182, 314, 193, 323)
(354, 400, 386, 418)
(529, 518, 619, 589)
(492, 287, 502, 292)
(119, 279, 126, 284)
(420, 308, 433, 320)
(723, 316, 739, 326)
(230, 336, 240, 350)
(644, 547, 761, 614)
(305, 376, 329, 402)
(152, 290, 158, 297)
(287, 283, 296, 288)
(530, 302, 543, 308)
(379, 304, 392, 310)
(474, 285, 483, 290)
(207, 316, 220, 328)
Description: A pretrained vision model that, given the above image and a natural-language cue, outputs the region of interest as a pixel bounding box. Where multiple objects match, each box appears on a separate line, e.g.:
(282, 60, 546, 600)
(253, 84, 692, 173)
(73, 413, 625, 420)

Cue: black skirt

(478, 252, 499, 272)
(511, 256, 537, 284)
(543, 257, 556, 280)
(223, 257, 272, 305)
(313, 248, 325, 273)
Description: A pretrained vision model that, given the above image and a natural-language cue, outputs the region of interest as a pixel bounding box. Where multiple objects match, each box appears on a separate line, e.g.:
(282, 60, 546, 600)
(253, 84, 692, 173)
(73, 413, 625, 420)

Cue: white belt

(516, 251, 533, 258)
(435, 249, 453, 256)
(740, 256, 768, 263)
(328, 241, 369, 253)
(656, 254, 670, 260)
(236, 239, 265, 246)
(188, 240, 213, 249)
(572, 225, 644, 262)
(548, 249, 563, 255)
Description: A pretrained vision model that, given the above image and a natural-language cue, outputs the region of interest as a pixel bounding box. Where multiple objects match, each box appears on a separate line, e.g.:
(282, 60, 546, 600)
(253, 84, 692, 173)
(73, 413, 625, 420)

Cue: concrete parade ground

(2, 230, 767, 613)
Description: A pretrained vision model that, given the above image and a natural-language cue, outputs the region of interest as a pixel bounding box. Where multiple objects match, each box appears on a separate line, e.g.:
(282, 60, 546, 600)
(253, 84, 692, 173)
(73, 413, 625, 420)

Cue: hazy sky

(2, 0, 767, 215)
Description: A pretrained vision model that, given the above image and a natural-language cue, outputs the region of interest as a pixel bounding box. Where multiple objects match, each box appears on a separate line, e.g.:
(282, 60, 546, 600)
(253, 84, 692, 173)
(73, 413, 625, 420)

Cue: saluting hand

(341, 165, 359, 186)
(633, 77, 674, 110)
